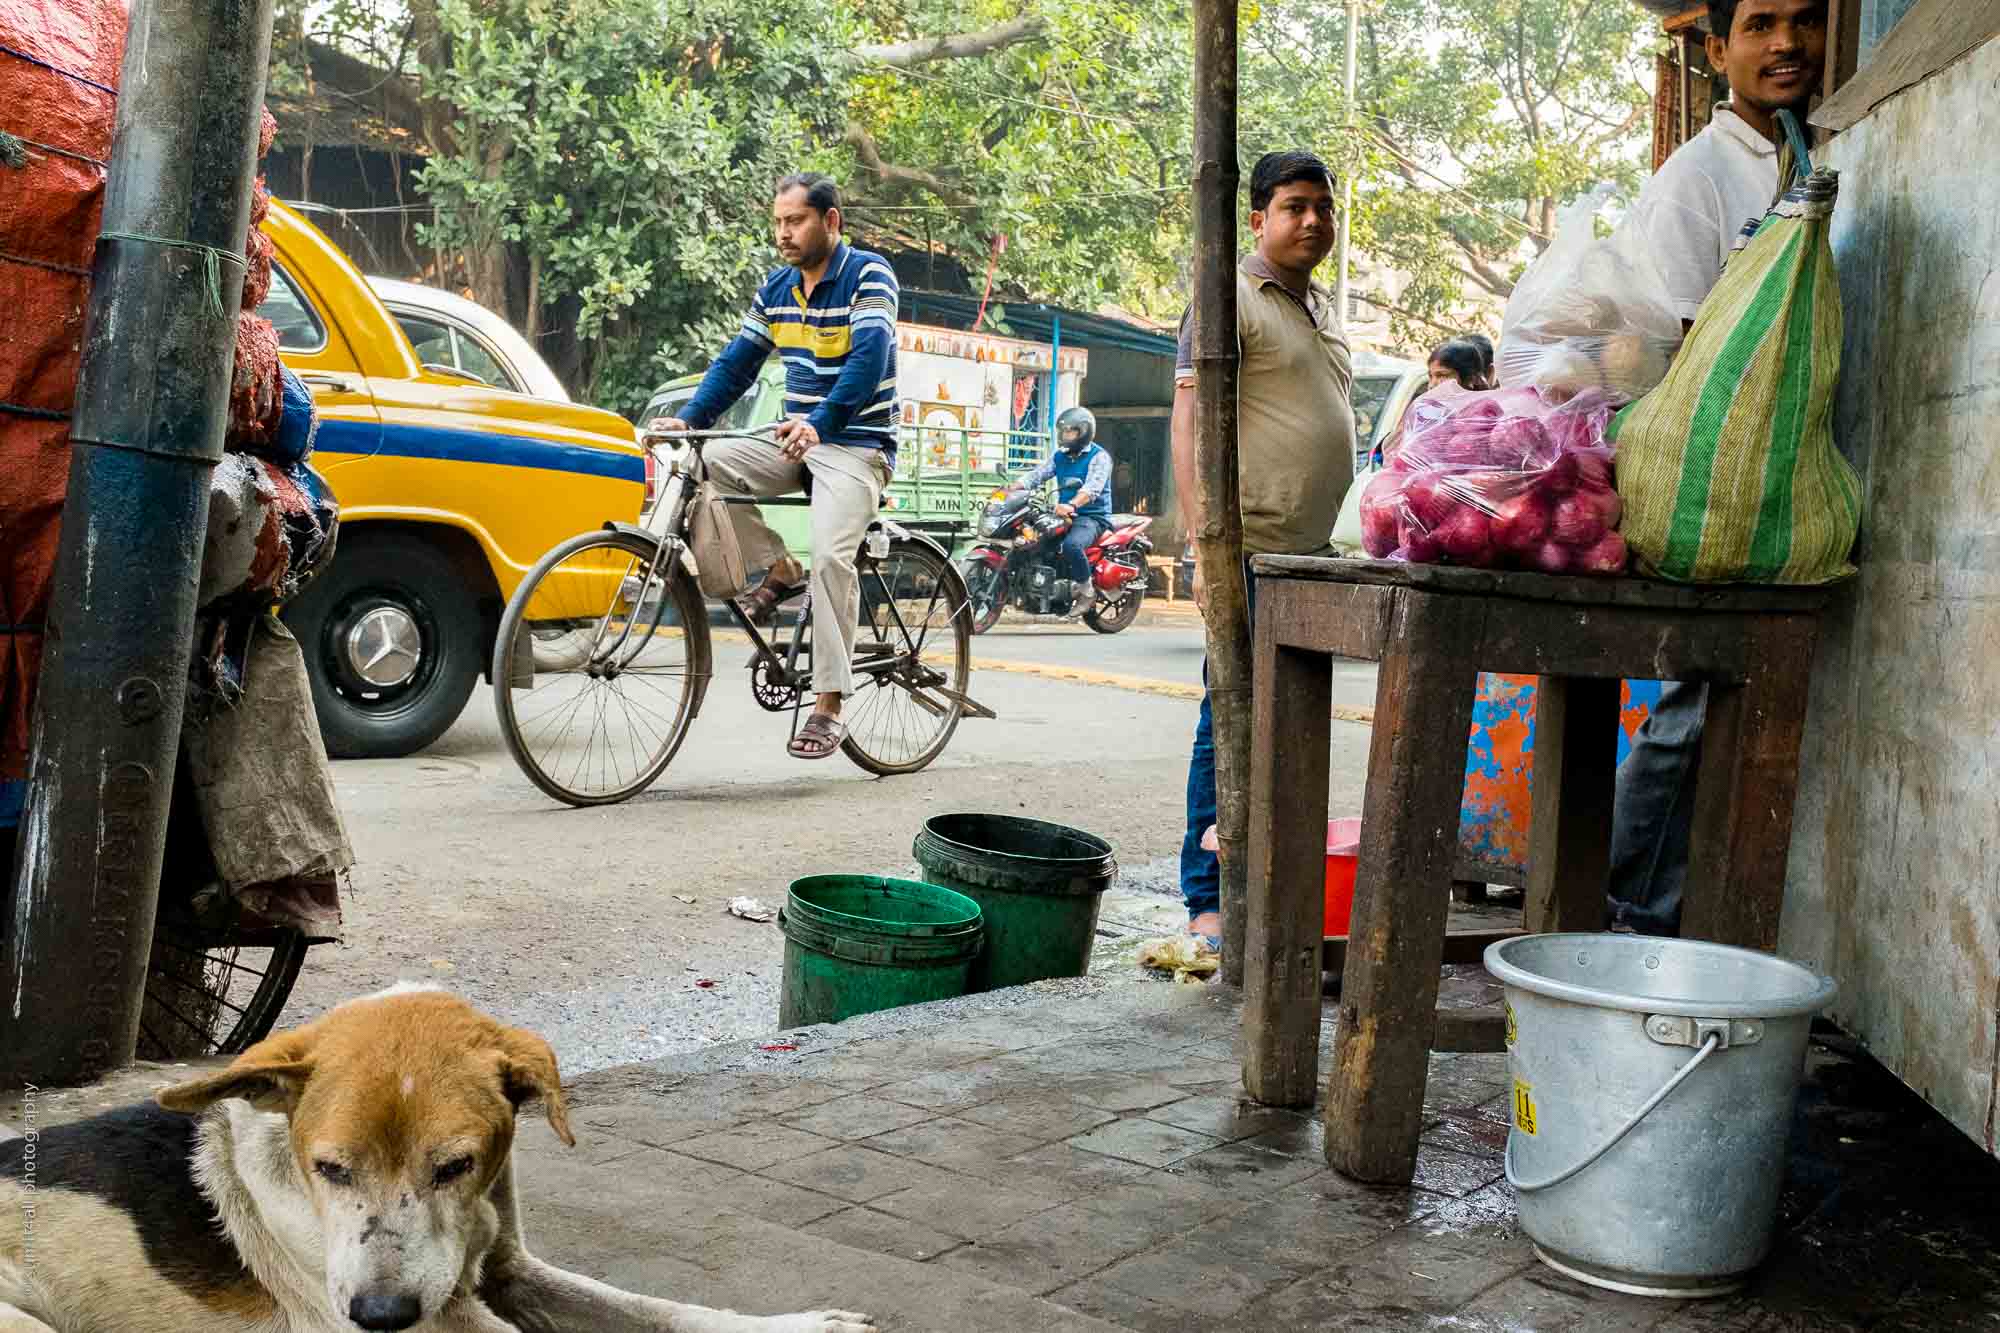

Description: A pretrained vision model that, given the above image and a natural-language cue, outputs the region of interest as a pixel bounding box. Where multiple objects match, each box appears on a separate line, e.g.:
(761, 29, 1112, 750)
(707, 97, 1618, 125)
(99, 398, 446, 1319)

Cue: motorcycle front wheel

(962, 558, 1004, 635)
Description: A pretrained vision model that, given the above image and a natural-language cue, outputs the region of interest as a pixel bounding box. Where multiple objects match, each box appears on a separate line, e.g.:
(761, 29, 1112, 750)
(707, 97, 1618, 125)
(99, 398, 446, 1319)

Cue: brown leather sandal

(741, 576, 805, 625)
(788, 712, 846, 760)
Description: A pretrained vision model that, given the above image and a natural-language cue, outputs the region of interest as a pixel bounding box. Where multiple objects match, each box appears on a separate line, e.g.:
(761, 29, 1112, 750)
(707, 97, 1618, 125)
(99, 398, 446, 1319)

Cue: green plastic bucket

(778, 875, 984, 1028)
(912, 814, 1116, 992)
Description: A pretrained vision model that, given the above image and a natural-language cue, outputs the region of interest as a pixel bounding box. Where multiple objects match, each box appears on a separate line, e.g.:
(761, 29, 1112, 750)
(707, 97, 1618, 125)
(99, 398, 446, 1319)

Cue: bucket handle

(1505, 1031, 1722, 1193)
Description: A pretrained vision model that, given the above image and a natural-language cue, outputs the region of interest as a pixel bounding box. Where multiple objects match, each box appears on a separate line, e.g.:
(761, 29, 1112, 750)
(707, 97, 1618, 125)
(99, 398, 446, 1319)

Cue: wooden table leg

(1683, 615, 1820, 949)
(1243, 610, 1333, 1108)
(1323, 592, 1481, 1184)
(1523, 675, 1622, 933)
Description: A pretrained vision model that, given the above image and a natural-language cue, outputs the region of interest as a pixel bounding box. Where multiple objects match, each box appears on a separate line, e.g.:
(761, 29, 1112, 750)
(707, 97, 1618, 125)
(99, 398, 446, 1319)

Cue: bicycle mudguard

(874, 519, 954, 564)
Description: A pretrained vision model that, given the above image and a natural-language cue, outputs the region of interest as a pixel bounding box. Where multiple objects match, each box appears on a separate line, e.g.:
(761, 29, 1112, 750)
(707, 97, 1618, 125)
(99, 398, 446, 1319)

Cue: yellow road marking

(712, 628, 1373, 723)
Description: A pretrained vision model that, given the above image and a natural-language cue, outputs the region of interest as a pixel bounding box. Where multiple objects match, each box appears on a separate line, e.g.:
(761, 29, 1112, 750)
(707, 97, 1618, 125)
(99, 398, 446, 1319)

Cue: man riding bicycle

(648, 173, 899, 759)
(1009, 406, 1113, 620)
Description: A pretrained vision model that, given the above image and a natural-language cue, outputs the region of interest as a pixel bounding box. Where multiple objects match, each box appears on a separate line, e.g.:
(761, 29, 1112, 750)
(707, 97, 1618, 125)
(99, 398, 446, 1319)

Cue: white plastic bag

(1330, 453, 1380, 555)
(1497, 184, 1684, 403)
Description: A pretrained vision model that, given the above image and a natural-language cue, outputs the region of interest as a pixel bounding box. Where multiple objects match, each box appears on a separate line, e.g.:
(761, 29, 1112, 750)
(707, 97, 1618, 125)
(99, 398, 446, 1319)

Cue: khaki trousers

(700, 438, 889, 698)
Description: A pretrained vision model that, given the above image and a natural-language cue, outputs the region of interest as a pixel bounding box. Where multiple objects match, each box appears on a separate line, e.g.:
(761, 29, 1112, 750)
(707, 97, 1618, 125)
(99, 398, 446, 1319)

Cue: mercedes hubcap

(345, 606, 422, 689)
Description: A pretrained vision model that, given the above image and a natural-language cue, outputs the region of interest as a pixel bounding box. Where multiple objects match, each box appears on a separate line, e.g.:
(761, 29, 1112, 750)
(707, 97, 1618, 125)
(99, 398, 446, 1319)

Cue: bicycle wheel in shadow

(141, 911, 307, 1058)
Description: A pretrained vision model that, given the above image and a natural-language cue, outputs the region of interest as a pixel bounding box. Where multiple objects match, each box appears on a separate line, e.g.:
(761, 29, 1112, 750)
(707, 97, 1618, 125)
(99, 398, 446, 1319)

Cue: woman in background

(1426, 338, 1487, 390)
(1465, 332, 1497, 387)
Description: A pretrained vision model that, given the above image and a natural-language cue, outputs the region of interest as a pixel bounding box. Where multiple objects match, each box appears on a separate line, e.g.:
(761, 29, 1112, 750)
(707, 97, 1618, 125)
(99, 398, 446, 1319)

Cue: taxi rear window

(259, 266, 327, 353)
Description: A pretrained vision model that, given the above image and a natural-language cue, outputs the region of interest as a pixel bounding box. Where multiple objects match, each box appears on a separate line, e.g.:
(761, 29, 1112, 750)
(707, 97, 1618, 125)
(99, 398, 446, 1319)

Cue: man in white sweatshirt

(1607, 0, 1827, 935)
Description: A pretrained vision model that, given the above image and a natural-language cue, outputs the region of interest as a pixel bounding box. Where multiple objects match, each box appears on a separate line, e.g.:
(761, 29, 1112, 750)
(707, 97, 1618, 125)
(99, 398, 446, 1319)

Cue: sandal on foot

(741, 576, 805, 625)
(788, 712, 846, 760)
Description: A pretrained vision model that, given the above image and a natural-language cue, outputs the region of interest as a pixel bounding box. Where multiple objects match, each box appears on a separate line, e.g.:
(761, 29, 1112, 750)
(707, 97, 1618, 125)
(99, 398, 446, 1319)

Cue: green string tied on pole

(97, 230, 247, 319)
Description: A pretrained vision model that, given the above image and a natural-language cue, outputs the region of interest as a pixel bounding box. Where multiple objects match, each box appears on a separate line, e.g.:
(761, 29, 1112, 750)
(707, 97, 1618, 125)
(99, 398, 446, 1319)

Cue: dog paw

(789, 1312, 874, 1332)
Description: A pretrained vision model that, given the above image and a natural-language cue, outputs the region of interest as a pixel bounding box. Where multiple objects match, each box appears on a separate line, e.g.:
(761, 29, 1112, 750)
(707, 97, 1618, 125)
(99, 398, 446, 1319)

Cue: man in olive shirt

(1171, 149, 1356, 947)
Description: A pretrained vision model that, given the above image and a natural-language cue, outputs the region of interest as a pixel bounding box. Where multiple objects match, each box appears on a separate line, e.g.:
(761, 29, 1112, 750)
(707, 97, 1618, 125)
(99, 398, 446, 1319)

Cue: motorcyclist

(1009, 406, 1113, 619)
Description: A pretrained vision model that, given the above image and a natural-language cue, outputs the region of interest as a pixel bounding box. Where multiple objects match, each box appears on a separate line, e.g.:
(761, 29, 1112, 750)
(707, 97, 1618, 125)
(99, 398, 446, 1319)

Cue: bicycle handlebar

(639, 422, 786, 448)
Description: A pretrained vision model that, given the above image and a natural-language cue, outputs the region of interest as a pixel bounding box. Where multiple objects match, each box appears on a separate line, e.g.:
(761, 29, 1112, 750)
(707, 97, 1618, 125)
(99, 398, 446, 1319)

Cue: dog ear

(158, 1059, 311, 1115)
(495, 1027, 574, 1147)
(158, 1030, 314, 1115)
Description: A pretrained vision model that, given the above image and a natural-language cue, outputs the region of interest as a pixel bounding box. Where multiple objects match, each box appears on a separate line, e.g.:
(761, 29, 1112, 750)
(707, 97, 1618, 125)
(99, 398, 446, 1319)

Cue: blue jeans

(1058, 515, 1108, 587)
(1179, 568, 1257, 922)
(1606, 680, 1707, 935)
(1181, 680, 1220, 918)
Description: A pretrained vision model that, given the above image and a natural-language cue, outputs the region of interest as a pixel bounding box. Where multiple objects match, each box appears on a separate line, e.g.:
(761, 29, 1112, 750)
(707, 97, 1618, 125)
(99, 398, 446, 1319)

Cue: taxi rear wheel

(285, 533, 482, 758)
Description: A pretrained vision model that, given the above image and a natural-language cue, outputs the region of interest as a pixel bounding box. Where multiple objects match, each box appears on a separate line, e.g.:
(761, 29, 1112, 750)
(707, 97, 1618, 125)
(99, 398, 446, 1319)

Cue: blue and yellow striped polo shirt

(684, 242, 900, 462)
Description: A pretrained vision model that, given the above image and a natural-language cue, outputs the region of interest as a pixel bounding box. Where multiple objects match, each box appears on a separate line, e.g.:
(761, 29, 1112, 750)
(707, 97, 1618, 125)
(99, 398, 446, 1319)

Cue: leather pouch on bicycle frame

(687, 480, 751, 598)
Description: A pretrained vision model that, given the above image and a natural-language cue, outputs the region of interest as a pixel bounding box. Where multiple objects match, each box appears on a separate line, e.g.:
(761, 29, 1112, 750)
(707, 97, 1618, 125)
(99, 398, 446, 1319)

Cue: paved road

(971, 613, 1382, 716)
(287, 618, 1377, 1075)
(973, 617, 1207, 686)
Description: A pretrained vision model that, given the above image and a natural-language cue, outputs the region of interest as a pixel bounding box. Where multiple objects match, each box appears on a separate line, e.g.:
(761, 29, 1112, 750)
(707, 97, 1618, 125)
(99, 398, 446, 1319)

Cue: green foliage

(273, 0, 1657, 408)
(827, 0, 1655, 347)
(410, 0, 850, 410)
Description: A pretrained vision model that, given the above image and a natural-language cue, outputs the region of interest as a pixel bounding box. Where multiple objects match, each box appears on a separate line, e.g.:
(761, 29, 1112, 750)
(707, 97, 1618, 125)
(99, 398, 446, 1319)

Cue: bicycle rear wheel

(494, 529, 710, 806)
(841, 537, 972, 775)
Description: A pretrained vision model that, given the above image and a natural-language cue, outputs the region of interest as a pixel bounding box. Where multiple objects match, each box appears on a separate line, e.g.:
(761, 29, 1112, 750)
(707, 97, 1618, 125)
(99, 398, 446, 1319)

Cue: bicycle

(492, 426, 993, 807)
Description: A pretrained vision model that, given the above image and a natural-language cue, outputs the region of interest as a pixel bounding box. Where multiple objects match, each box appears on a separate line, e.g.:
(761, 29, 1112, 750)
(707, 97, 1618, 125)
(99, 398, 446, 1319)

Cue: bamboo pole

(1190, 0, 1250, 986)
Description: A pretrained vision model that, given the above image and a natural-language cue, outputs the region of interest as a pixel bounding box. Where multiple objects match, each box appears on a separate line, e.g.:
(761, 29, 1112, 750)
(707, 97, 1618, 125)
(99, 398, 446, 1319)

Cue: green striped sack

(1607, 137, 1861, 584)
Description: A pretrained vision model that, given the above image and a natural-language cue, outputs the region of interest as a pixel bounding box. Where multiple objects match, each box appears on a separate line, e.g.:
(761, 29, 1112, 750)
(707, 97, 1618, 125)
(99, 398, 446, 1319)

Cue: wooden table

(1239, 555, 1833, 1184)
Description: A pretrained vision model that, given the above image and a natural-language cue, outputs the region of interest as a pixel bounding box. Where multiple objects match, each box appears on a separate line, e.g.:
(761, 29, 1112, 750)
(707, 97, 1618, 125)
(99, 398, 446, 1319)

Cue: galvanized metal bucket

(1485, 934, 1836, 1298)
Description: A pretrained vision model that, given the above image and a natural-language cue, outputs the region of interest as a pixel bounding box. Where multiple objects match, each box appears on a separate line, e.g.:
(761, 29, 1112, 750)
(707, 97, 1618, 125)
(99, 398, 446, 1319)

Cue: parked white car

(1350, 349, 1427, 468)
(365, 276, 572, 402)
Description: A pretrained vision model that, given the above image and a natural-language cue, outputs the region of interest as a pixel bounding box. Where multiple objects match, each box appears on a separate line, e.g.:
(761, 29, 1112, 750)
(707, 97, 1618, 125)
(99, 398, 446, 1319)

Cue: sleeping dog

(0, 986, 874, 1332)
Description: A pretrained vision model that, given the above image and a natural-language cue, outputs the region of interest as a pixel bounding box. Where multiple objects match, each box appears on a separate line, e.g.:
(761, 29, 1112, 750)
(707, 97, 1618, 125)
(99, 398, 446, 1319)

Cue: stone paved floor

(10, 976, 1999, 1331)
(513, 978, 2000, 1332)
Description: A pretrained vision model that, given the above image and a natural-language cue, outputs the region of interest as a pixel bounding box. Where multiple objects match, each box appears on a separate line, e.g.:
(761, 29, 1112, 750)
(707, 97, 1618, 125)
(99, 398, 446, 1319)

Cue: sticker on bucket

(1512, 1078, 1539, 1136)
(1504, 1002, 1518, 1048)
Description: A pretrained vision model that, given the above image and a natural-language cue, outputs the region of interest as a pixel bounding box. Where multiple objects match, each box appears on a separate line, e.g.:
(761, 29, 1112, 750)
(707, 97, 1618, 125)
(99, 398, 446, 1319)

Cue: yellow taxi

(259, 201, 646, 757)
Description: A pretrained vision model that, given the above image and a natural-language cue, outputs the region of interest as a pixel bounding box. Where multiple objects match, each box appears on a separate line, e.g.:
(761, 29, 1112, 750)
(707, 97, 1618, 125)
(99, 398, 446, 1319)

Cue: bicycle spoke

(496, 532, 702, 804)
(840, 540, 970, 774)
(144, 986, 224, 1046)
(148, 965, 253, 1020)
(155, 937, 273, 980)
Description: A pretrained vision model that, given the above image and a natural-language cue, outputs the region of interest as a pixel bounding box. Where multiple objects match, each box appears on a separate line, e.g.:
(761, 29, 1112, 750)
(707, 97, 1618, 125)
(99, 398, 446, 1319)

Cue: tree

(259, 0, 1657, 408)
(414, 0, 853, 403)
(842, 0, 1655, 339)
(1350, 0, 1654, 304)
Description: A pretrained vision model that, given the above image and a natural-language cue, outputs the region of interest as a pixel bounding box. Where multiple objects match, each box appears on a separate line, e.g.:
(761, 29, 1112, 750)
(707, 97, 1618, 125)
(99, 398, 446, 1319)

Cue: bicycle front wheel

(842, 537, 973, 775)
(494, 529, 710, 806)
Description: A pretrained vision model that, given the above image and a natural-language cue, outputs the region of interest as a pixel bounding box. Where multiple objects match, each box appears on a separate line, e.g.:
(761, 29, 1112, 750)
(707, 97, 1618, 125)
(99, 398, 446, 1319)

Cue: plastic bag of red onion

(1357, 383, 1627, 575)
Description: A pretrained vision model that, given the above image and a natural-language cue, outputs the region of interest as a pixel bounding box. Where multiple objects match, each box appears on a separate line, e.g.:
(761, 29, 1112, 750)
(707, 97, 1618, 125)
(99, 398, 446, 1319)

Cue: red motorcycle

(960, 489, 1154, 634)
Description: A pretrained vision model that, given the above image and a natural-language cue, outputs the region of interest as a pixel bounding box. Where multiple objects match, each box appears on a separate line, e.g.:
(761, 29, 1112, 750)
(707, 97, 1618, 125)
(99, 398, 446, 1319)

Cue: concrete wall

(1780, 39, 2000, 1158)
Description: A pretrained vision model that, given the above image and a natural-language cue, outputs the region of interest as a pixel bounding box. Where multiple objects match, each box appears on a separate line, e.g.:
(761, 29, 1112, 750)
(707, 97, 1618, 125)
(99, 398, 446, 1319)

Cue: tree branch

(857, 17, 1046, 68)
(1458, 248, 1516, 296)
(844, 122, 977, 206)
(1549, 0, 1607, 94)
(1370, 116, 1519, 295)
(302, 37, 429, 137)
(1584, 99, 1647, 157)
